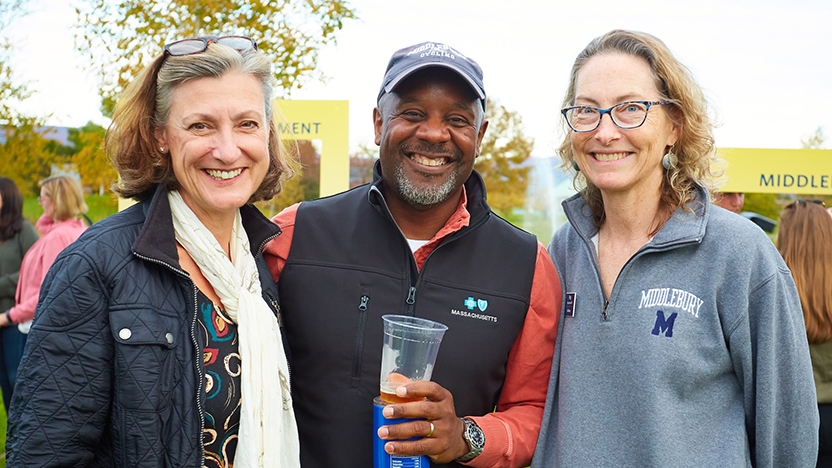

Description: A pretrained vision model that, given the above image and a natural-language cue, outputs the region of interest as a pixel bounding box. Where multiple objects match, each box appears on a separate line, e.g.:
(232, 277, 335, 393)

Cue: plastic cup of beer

(379, 315, 448, 404)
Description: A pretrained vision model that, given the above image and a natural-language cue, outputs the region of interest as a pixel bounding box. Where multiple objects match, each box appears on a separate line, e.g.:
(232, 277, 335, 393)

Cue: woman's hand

(0, 310, 11, 327)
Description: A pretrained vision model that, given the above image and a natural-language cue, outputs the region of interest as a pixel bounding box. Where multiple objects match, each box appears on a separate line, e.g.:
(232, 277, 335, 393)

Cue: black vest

(279, 171, 537, 468)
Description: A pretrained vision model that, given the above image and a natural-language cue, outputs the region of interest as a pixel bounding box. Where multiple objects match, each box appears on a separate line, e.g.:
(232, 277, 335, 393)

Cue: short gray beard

(394, 162, 459, 208)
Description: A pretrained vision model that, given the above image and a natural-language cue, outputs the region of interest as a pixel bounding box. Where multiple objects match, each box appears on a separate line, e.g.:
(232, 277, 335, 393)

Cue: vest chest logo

(463, 296, 488, 312)
(452, 296, 497, 323)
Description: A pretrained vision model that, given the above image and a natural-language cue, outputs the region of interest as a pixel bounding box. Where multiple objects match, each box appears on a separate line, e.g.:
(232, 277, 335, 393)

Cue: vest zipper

(351, 290, 371, 387)
(404, 211, 488, 316)
(405, 286, 417, 315)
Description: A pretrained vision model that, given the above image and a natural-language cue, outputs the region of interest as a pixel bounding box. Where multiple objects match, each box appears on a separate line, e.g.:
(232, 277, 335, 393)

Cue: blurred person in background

(777, 199, 832, 467)
(0, 175, 87, 409)
(7, 36, 299, 467)
(533, 29, 817, 467)
(714, 191, 744, 214)
(0, 176, 88, 332)
(0, 177, 39, 411)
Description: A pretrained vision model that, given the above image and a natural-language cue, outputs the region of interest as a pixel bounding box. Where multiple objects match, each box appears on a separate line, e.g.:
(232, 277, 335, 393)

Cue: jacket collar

(366, 159, 492, 224)
(132, 185, 280, 267)
(562, 185, 710, 248)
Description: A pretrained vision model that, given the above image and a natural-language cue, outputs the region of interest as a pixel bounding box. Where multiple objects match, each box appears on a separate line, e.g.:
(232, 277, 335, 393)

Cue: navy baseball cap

(377, 42, 486, 110)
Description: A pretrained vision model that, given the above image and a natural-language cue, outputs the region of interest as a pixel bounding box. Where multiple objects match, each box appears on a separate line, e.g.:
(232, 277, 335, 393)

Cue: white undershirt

(407, 238, 429, 252)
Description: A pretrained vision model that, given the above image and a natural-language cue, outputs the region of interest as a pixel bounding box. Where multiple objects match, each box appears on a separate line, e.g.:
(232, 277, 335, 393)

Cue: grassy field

(0, 401, 6, 466)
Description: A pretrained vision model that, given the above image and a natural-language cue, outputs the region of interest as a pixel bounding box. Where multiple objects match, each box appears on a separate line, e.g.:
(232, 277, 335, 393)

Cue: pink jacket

(10, 215, 87, 325)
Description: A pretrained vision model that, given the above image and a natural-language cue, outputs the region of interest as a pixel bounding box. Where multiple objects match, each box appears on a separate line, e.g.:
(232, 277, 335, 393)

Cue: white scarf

(168, 190, 299, 468)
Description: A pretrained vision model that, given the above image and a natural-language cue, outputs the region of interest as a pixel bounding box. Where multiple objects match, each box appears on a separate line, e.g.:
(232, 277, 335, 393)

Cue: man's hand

(377, 380, 471, 463)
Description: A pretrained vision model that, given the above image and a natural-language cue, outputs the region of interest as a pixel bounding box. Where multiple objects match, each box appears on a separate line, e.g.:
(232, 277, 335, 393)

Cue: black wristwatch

(457, 417, 485, 462)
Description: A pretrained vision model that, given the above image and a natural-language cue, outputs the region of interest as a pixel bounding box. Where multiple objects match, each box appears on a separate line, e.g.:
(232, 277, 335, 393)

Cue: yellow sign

(275, 100, 350, 197)
(718, 148, 832, 195)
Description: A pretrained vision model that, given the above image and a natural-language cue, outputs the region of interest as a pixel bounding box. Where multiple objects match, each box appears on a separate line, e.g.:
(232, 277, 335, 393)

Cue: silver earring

(159, 147, 166, 153)
(573, 160, 580, 172)
(662, 151, 677, 170)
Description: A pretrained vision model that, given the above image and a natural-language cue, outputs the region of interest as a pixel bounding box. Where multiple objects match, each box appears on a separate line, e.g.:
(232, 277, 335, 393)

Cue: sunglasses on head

(164, 35, 257, 57)
(787, 199, 827, 209)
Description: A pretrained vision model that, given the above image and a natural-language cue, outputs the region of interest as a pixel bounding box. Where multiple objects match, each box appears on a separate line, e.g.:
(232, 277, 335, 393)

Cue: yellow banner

(275, 100, 350, 197)
(718, 148, 832, 195)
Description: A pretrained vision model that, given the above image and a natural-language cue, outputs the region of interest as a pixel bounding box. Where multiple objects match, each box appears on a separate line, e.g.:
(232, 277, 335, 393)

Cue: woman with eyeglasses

(7, 37, 300, 467)
(0, 177, 39, 413)
(777, 199, 832, 467)
(532, 30, 817, 467)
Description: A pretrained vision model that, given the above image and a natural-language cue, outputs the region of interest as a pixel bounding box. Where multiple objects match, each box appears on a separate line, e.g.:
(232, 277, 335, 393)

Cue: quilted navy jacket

(6, 185, 282, 467)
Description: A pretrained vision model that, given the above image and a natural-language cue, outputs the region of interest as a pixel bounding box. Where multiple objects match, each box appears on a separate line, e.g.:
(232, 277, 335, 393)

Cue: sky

(5, 0, 832, 157)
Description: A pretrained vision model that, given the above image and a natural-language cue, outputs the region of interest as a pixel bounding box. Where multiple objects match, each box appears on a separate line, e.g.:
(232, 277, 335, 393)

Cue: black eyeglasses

(164, 36, 257, 57)
(561, 100, 672, 133)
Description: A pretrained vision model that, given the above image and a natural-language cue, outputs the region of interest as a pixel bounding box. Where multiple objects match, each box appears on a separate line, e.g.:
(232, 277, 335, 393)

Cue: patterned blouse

(197, 290, 241, 468)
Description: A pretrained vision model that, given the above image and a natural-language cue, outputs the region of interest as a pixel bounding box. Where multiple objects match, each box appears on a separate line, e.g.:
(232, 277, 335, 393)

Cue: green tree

(75, 0, 357, 115)
(0, 119, 56, 196)
(0, 0, 57, 197)
(476, 98, 534, 220)
(742, 193, 781, 223)
(70, 122, 117, 195)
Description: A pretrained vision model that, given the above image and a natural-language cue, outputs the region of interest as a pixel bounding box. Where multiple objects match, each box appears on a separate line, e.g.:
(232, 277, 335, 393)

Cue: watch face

(464, 418, 485, 452)
(469, 425, 485, 447)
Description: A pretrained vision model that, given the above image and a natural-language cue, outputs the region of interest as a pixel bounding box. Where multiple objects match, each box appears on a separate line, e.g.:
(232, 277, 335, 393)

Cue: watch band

(457, 417, 485, 462)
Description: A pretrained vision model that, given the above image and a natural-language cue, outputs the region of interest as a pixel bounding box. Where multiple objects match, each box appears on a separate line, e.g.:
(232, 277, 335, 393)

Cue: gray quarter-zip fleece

(533, 187, 818, 468)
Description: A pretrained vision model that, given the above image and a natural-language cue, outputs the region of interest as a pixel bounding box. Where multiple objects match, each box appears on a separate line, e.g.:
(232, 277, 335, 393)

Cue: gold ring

(427, 421, 435, 438)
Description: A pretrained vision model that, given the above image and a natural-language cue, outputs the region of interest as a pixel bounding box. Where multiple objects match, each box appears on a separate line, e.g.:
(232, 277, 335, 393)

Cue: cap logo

(407, 43, 473, 64)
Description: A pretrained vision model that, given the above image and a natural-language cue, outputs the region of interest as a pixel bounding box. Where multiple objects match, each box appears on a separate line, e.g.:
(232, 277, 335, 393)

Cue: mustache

(401, 143, 458, 159)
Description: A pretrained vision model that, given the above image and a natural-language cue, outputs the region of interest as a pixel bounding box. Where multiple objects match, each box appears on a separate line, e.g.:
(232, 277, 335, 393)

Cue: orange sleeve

(263, 203, 300, 282)
(464, 241, 561, 468)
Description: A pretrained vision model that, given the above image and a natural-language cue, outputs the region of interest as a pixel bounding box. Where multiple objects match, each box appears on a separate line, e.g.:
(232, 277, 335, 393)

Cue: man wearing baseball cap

(265, 41, 560, 467)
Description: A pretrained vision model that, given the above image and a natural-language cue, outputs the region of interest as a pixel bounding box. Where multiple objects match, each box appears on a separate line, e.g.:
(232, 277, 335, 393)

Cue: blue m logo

(651, 310, 677, 337)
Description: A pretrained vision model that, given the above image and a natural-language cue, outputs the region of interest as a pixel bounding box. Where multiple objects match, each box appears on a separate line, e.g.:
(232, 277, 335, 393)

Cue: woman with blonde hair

(0, 175, 87, 407)
(778, 199, 832, 466)
(1, 175, 88, 331)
